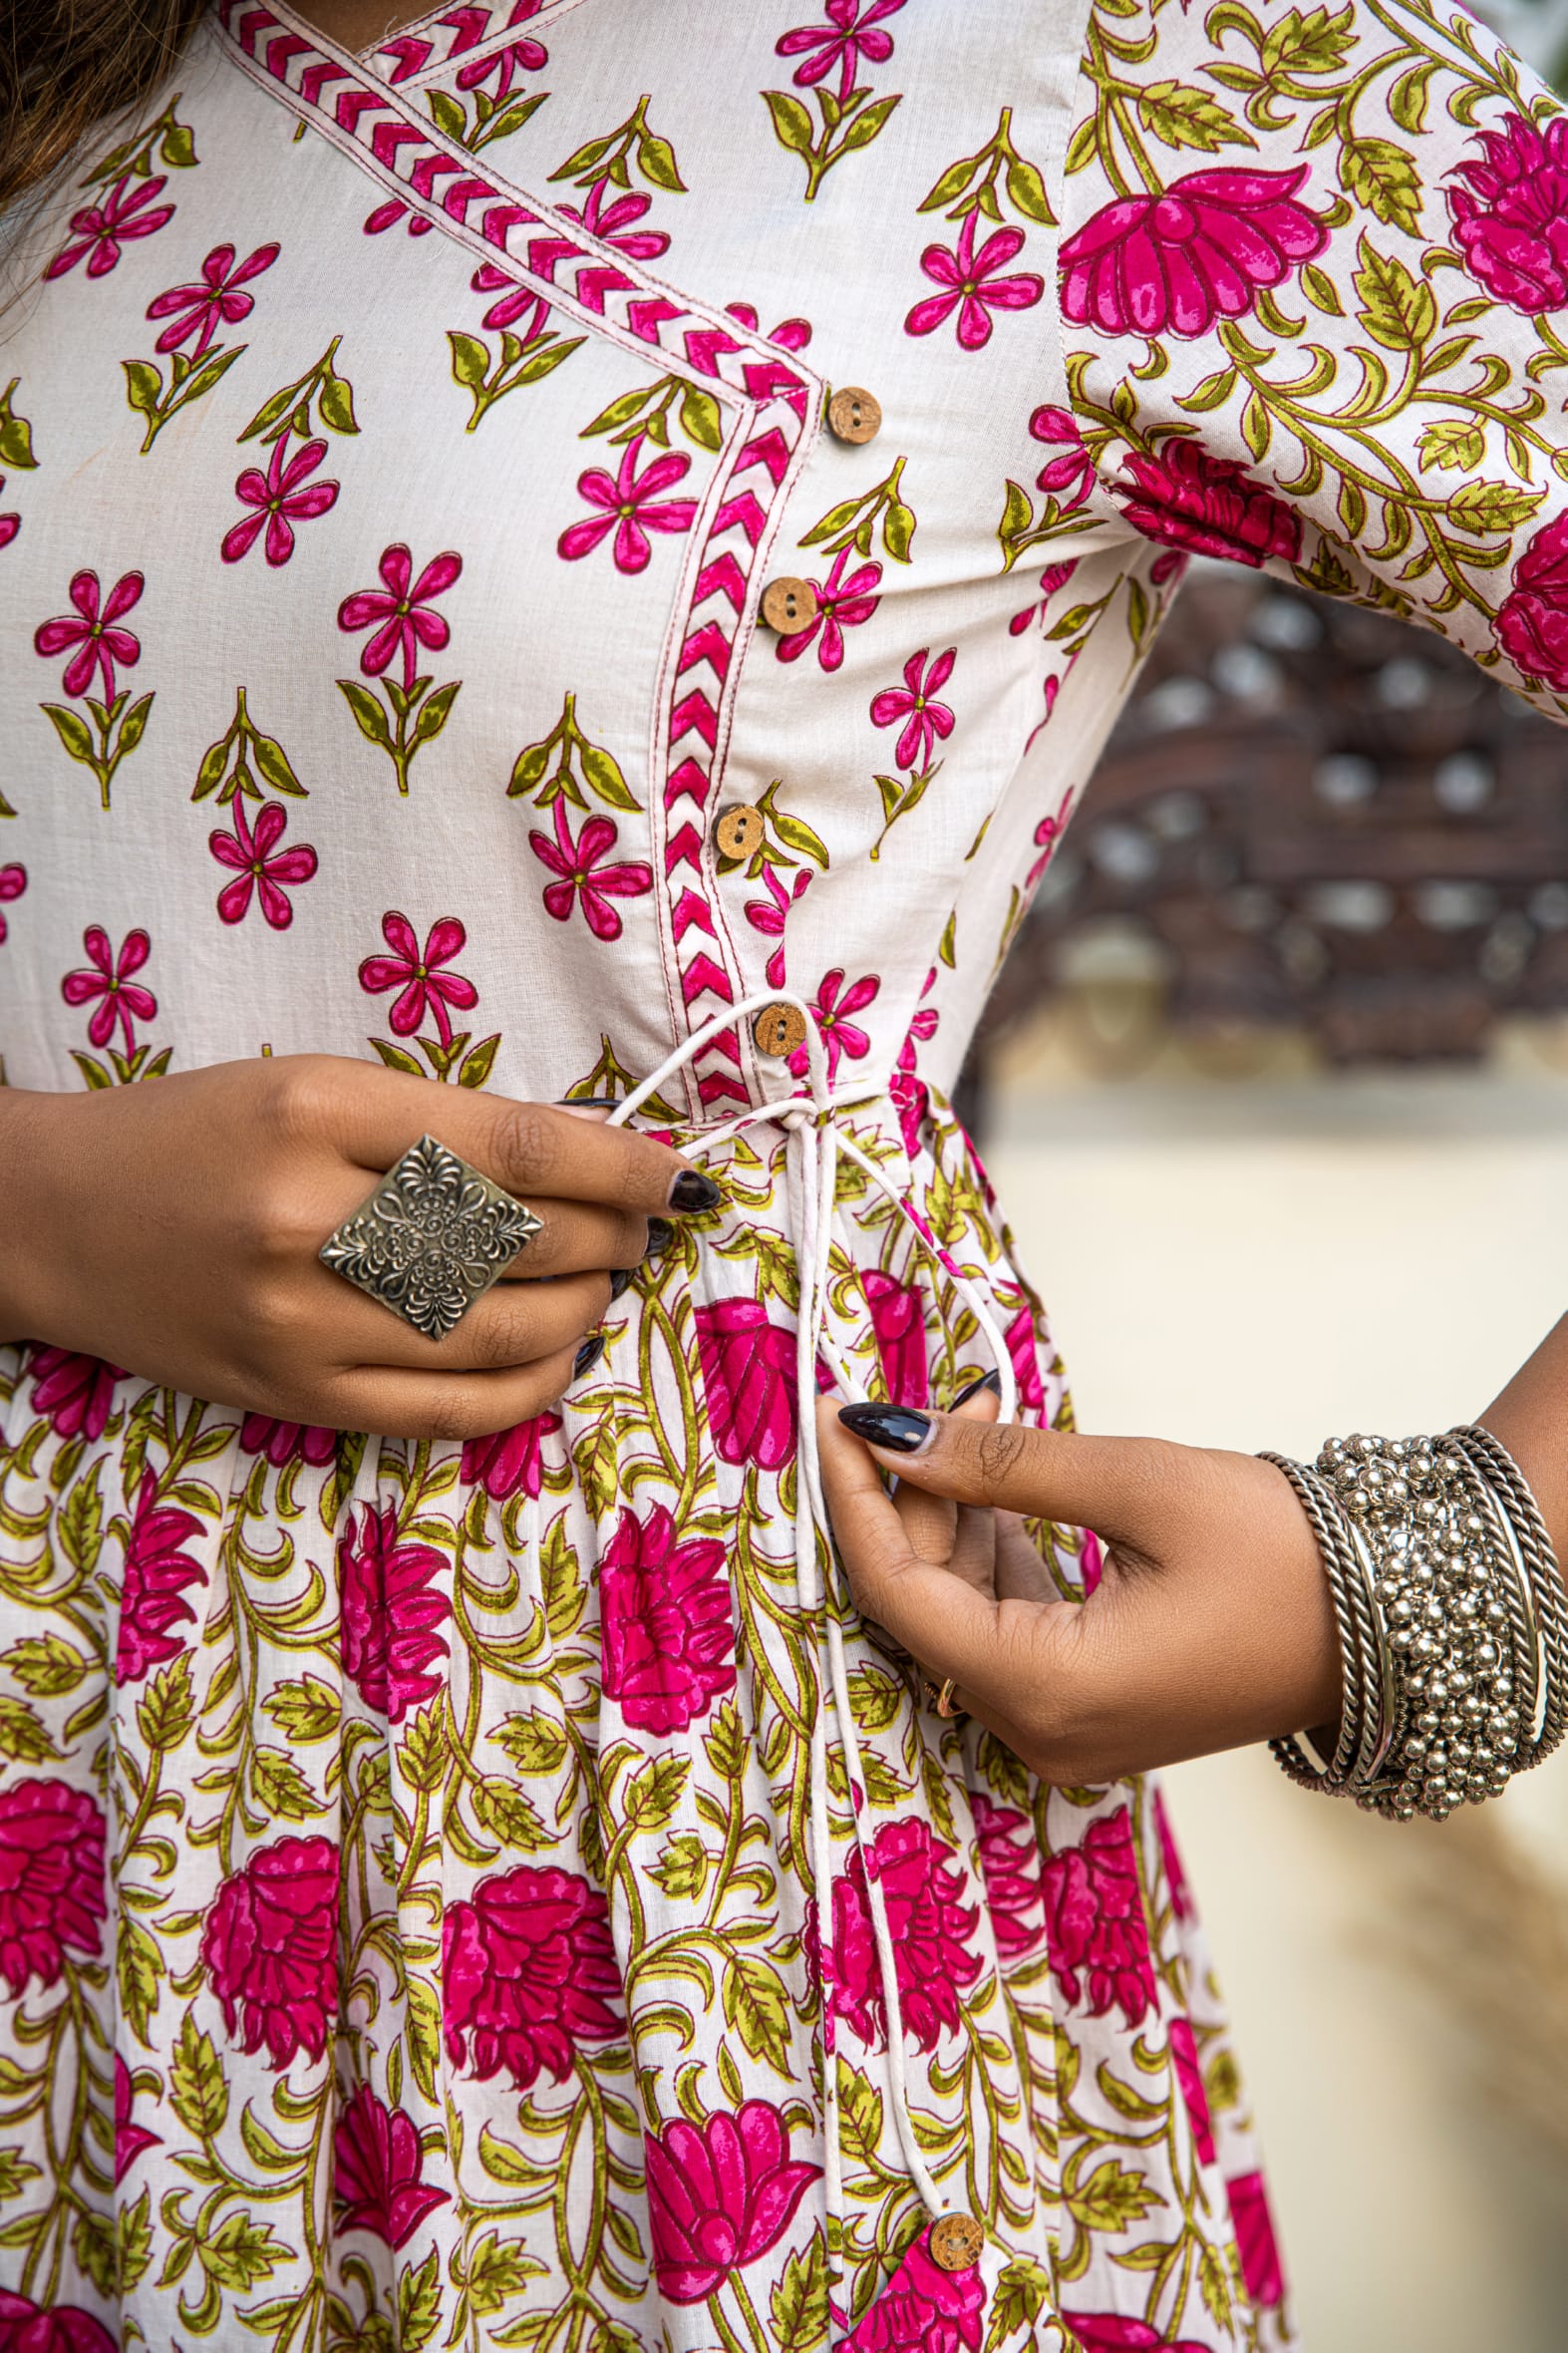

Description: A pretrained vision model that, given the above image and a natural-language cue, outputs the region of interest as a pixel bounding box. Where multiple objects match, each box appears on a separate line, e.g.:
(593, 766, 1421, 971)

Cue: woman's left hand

(815, 1393, 1343, 1784)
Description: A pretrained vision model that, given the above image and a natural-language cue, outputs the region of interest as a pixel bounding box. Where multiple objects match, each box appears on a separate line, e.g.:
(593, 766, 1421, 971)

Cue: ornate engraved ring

(319, 1134, 542, 1340)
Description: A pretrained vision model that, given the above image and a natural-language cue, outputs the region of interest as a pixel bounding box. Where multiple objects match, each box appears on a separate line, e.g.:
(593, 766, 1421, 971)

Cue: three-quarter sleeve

(1059, 0, 1568, 713)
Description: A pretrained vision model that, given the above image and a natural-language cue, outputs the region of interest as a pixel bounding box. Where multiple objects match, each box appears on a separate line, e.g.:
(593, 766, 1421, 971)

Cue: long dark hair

(1, 0, 208, 212)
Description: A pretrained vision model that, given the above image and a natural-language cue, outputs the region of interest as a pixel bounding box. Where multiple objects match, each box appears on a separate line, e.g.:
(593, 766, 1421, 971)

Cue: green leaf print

(0, 381, 38, 472)
(118, 1918, 163, 2046)
(772, 2232, 830, 2353)
(620, 1753, 688, 1834)
(239, 338, 361, 446)
(763, 82, 904, 202)
(1, 1631, 88, 1697)
(722, 1951, 792, 2075)
(398, 2246, 442, 2350)
(491, 1710, 569, 1773)
(0, 1697, 60, 1762)
(551, 95, 688, 193)
(650, 1831, 711, 1898)
(136, 1653, 195, 1752)
(170, 2008, 228, 2141)
(85, 95, 198, 184)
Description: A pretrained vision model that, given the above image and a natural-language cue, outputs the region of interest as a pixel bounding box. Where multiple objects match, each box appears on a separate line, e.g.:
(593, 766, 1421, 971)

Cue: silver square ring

(319, 1134, 543, 1340)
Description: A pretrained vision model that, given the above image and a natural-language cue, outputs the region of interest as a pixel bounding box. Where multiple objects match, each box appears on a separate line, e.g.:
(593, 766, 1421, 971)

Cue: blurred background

(972, 468, 1568, 2336)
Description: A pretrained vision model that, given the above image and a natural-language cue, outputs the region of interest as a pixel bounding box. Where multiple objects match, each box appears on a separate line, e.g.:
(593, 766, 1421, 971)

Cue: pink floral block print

(337, 1502, 454, 1724)
(558, 436, 698, 573)
(359, 910, 477, 1042)
(200, 1835, 339, 2070)
(1447, 112, 1568, 313)
(209, 797, 318, 927)
(333, 2086, 452, 2249)
(843, 2229, 985, 2353)
(45, 174, 173, 279)
(223, 438, 340, 566)
(870, 647, 955, 772)
(1061, 166, 1328, 338)
(0, 1781, 106, 1997)
(776, 0, 903, 105)
(115, 1469, 207, 1685)
(529, 799, 653, 941)
(644, 2102, 820, 2304)
(35, 569, 144, 702)
(906, 207, 1044, 350)
(339, 544, 463, 690)
(442, 1863, 624, 2087)
(61, 926, 156, 1053)
(600, 1504, 737, 1733)
(0, 863, 25, 945)
(146, 239, 278, 356)
(1043, 1806, 1157, 2028)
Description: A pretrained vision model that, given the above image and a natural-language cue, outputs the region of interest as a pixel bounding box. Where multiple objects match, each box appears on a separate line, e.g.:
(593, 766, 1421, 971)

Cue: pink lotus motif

(1030, 404, 1096, 511)
(200, 1835, 338, 2069)
(470, 263, 551, 338)
(776, 0, 903, 104)
(1494, 510, 1568, 687)
(1003, 1304, 1046, 1416)
(645, 2100, 821, 2304)
(239, 1415, 337, 1470)
(145, 239, 278, 356)
(116, 1468, 207, 1685)
(28, 1346, 122, 1444)
(339, 543, 463, 691)
(35, 567, 144, 702)
(359, 910, 477, 1044)
(843, 2230, 985, 2353)
(529, 799, 653, 942)
(0, 862, 26, 944)
(1115, 440, 1300, 568)
(786, 965, 879, 1083)
(0, 1780, 106, 1999)
(1043, 1806, 1156, 2028)
(1226, 2169, 1285, 2306)
(1153, 1787, 1193, 1922)
(333, 2083, 451, 2247)
(462, 1410, 562, 1501)
(906, 207, 1044, 350)
(560, 180, 669, 261)
(871, 646, 956, 773)
(46, 172, 173, 279)
(210, 798, 318, 930)
(776, 545, 882, 671)
(970, 1792, 1047, 1962)
(443, 1863, 623, 2087)
(223, 437, 340, 567)
(600, 1503, 736, 1734)
(1063, 2317, 1210, 2353)
(114, 2054, 160, 2185)
(558, 435, 698, 573)
(695, 1297, 798, 1471)
(831, 1818, 982, 2052)
(1167, 2015, 1215, 2163)
(0, 2296, 118, 2353)
(1062, 166, 1328, 339)
(1447, 112, 1568, 312)
(337, 1501, 453, 1725)
(859, 1270, 928, 1410)
(62, 925, 156, 1054)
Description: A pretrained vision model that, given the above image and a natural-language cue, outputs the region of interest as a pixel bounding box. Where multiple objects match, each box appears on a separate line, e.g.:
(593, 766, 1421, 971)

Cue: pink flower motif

(871, 646, 956, 773)
(696, 1297, 798, 1471)
(1003, 1303, 1046, 1416)
(906, 207, 1044, 350)
(1447, 112, 1568, 313)
(1115, 440, 1301, 568)
(338, 543, 463, 692)
(61, 925, 156, 1054)
(359, 910, 478, 1045)
(724, 301, 813, 353)
(1079, 1527, 1104, 1596)
(200, 1836, 338, 2070)
(470, 263, 550, 338)
(1167, 2015, 1215, 2164)
(1029, 405, 1096, 510)
(1062, 2318, 1210, 2353)
(364, 198, 433, 238)
(462, 1410, 562, 1501)
(1226, 2170, 1286, 2307)
(776, 0, 903, 106)
(116, 1470, 207, 1685)
(222, 437, 340, 568)
(744, 864, 812, 991)
(145, 239, 279, 357)
(28, 1347, 123, 1444)
(1153, 1787, 1192, 1922)
(456, 31, 546, 94)
(334, 2084, 451, 2248)
(1043, 1806, 1156, 2028)
(209, 798, 318, 930)
(970, 1793, 1048, 1963)
(600, 1504, 737, 1734)
(784, 964, 879, 1084)
(645, 2101, 822, 2305)
(529, 799, 653, 943)
(0, 1781, 106, 1999)
(1061, 166, 1328, 340)
(559, 180, 669, 262)
(557, 435, 697, 573)
(239, 1415, 337, 1470)
(0, 862, 25, 946)
(45, 173, 173, 280)
(35, 567, 144, 701)
(860, 1269, 928, 1410)
(1024, 792, 1075, 889)
(443, 1863, 624, 2087)
(843, 2230, 985, 2353)
(337, 1502, 453, 1725)
(0, 510, 19, 552)
(1494, 510, 1568, 687)
(0, 2296, 118, 2353)
(114, 2054, 160, 2185)
(776, 545, 882, 670)
(831, 1818, 982, 2053)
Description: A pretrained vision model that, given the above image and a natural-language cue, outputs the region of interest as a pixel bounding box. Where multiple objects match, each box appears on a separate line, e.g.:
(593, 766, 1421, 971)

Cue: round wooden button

(928, 2214, 984, 2273)
(760, 576, 819, 633)
(752, 1001, 808, 1058)
(827, 385, 882, 446)
(714, 804, 766, 859)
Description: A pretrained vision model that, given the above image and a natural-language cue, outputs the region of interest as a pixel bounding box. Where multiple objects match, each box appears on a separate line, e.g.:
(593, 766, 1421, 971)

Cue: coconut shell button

(753, 1001, 807, 1058)
(827, 385, 882, 445)
(714, 804, 766, 859)
(928, 2214, 985, 2273)
(760, 576, 819, 633)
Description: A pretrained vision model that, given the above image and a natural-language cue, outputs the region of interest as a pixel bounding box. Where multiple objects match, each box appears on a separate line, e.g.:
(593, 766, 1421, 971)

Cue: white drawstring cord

(608, 993, 1016, 2232)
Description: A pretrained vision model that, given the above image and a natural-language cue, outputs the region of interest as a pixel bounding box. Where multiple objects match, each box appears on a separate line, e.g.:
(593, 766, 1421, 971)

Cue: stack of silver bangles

(1260, 1427, 1567, 1823)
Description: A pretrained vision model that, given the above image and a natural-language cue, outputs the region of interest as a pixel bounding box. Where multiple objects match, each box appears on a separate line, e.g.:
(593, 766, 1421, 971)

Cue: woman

(2, 0, 1566, 2343)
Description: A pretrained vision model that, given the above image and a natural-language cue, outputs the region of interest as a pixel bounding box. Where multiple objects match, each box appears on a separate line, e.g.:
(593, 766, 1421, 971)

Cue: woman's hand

(0, 1055, 716, 1440)
(816, 1393, 1342, 1784)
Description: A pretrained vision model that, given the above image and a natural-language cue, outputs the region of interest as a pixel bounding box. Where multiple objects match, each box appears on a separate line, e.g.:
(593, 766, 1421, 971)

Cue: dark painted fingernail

(643, 1217, 675, 1258)
(574, 1333, 606, 1378)
(669, 1170, 722, 1213)
(837, 1404, 934, 1456)
(560, 1095, 619, 1108)
(609, 1268, 633, 1302)
(953, 1368, 1003, 1408)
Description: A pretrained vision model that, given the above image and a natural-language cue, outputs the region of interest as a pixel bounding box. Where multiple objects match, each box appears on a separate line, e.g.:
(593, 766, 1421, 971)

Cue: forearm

(0, 1086, 60, 1347)
(1479, 1314, 1568, 1571)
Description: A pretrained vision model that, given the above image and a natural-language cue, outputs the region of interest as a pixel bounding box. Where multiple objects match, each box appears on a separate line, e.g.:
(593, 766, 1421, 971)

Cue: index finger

(836, 1405, 1170, 1538)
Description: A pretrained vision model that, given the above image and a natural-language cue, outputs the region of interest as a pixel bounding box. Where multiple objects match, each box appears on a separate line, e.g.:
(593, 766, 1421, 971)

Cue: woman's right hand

(0, 1054, 714, 1440)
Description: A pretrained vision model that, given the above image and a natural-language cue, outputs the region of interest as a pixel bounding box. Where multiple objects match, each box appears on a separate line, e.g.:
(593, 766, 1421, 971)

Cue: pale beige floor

(988, 1024, 1568, 2352)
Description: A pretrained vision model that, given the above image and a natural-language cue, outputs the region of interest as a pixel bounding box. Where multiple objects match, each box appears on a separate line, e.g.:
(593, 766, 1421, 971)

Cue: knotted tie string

(610, 993, 1018, 2241)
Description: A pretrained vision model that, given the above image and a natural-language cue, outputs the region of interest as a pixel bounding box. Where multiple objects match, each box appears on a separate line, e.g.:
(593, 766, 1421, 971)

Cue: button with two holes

(827, 385, 882, 445)
(927, 2214, 985, 2273)
(753, 1001, 808, 1059)
(760, 576, 819, 633)
(714, 804, 766, 860)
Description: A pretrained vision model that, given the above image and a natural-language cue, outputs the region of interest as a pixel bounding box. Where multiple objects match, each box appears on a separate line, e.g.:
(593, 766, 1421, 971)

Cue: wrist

(0, 1088, 68, 1346)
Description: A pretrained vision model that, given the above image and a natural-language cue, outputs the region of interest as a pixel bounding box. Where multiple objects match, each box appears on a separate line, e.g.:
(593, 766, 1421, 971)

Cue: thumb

(833, 1401, 1170, 1539)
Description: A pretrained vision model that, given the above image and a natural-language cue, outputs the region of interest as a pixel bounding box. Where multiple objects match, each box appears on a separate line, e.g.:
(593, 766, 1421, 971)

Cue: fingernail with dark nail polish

(574, 1333, 606, 1378)
(609, 1268, 633, 1302)
(669, 1170, 722, 1213)
(837, 1404, 934, 1456)
(560, 1095, 620, 1108)
(643, 1217, 675, 1258)
(953, 1368, 1003, 1408)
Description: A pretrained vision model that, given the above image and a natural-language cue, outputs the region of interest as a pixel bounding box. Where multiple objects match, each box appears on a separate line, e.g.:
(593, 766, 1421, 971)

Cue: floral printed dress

(2, 0, 1567, 2343)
